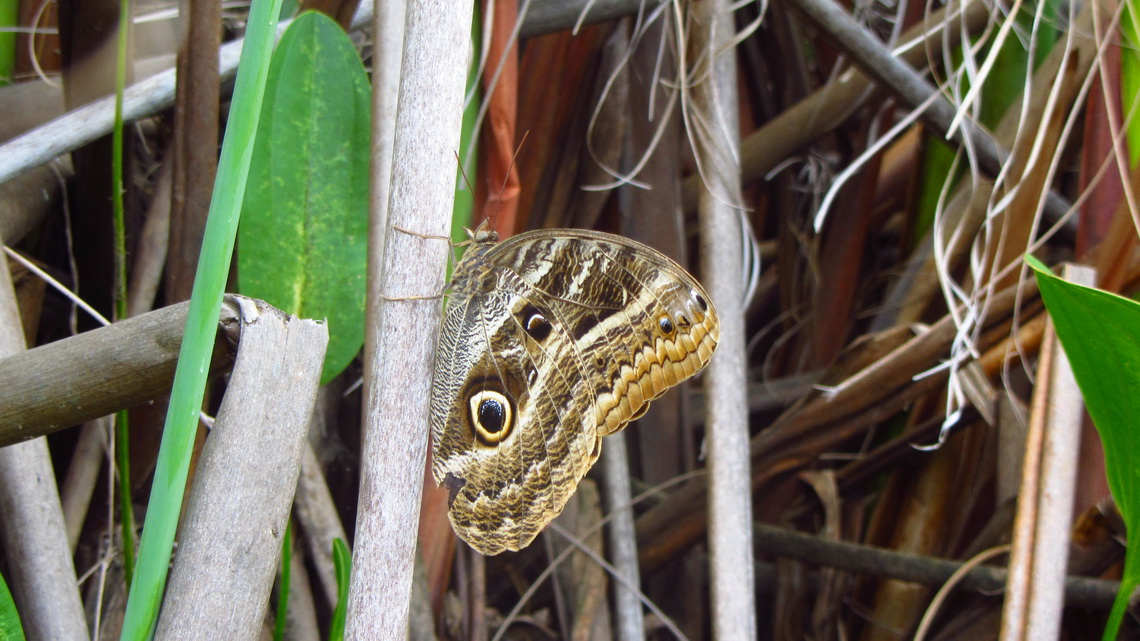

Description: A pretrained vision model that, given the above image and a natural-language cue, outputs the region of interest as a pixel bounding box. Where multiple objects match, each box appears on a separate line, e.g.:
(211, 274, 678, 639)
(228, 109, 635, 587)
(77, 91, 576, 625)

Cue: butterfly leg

(391, 225, 453, 242)
(378, 292, 444, 301)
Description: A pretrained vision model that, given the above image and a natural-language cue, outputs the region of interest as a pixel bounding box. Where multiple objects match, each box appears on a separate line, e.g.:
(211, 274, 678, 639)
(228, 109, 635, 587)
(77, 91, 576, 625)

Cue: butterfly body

(429, 226, 719, 555)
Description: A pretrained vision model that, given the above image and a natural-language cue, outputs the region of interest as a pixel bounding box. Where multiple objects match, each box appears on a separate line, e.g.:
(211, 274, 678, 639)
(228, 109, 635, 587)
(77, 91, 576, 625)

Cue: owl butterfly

(429, 224, 719, 555)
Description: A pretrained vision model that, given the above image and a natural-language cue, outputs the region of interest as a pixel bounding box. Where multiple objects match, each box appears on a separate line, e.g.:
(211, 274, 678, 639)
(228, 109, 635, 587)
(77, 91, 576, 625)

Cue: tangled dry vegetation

(0, 0, 1136, 639)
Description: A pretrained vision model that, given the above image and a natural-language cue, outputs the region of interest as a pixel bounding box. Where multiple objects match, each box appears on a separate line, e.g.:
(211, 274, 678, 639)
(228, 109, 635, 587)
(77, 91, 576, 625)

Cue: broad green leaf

(1026, 255, 1140, 640)
(0, 571, 25, 641)
(239, 11, 370, 384)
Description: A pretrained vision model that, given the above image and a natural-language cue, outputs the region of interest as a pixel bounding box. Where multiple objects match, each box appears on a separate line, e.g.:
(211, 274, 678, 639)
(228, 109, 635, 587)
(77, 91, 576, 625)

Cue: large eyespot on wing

(462, 380, 516, 446)
(432, 293, 567, 555)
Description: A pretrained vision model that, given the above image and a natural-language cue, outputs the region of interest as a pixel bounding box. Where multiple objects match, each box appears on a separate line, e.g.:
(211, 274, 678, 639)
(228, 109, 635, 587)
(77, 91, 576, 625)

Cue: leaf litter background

(0, 0, 1138, 639)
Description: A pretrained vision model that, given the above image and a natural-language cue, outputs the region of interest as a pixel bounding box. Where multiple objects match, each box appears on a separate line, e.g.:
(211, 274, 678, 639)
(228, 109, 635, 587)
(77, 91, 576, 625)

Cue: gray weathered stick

(346, 0, 473, 637)
(361, 0, 405, 382)
(59, 415, 112, 550)
(520, 0, 654, 38)
(153, 297, 327, 640)
(0, 300, 234, 447)
(602, 433, 646, 641)
(285, 547, 322, 641)
(689, 1, 757, 639)
(295, 441, 348, 608)
(0, 233, 90, 641)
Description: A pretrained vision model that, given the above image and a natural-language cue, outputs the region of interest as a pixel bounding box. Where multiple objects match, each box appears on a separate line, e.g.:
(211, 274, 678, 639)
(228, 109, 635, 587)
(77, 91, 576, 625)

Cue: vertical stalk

(111, 0, 136, 589)
(689, 0, 758, 638)
(119, 0, 282, 636)
(347, 0, 474, 637)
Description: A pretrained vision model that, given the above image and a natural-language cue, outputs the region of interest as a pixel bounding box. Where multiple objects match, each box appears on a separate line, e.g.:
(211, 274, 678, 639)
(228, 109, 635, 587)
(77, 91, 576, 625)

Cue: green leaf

(0, 0, 15, 86)
(1123, 2, 1140, 166)
(273, 521, 293, 641)
(1026, 255, 1140, 640)
(238, 11, 371, 384)
(0, 571, 25, 641)
(328, 538, 351, 641)
(451, 9, 481, 245)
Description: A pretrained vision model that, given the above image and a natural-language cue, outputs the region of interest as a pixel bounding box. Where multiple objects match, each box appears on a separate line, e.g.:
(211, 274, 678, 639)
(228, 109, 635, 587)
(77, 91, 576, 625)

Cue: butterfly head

(465, 219, 500, 245)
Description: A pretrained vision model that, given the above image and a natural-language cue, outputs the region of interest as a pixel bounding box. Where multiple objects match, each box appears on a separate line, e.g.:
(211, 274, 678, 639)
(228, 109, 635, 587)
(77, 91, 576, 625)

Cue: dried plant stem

(346, 0, 474, 636)
(998, 264, 1094, 640)
(295, 441, 348, 607)
(636, 279, 1042, 569)
(0, 231, 90, 641)
(752, 523, 1119, 609)
(59, 415, 111, 550)
(285, 548, 322, 641)
(681, 0, 991, 212)
(602, 433, 646, 641)
(153, 298, 327, 639)
(689, 0, 756, 639)
(362, 0, 405, 339)
(166, 0, 221, 303)
(787, 0, 1074, 227)
(0, 301, 234, 447)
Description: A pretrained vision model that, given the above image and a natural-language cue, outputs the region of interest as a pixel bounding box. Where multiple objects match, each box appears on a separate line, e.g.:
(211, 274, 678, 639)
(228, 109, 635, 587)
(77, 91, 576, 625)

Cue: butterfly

(429, 224, 719, 555)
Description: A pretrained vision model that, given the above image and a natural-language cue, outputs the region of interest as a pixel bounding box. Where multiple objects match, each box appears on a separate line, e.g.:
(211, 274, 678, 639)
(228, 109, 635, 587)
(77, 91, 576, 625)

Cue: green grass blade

(238, 11, 370, 384)
(1026, 255, 1140, 640)
(118, 0, 284, 638)
(0, 0, 16, 86)
(327, 538, 350, 641)
(111, 0, 136, 590)
(272, 521, 293, 641)
(0, 571, 25, 641)
(1123, 0, 1140, 165)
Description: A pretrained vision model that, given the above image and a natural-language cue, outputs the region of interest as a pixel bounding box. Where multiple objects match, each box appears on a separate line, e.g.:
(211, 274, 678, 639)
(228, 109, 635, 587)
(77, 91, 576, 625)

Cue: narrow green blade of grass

(0, 571, 25, 641)
(118, 0, 284, 638)
(1122, 0, 1140, 165)
(1026, 255, 1140, 640)
(327, 538, 351, 641)
(238, 10, 370, 384)
(272, 521, 293, 641)
(0, 0, 16, 86)
(111, 0, 136, 590)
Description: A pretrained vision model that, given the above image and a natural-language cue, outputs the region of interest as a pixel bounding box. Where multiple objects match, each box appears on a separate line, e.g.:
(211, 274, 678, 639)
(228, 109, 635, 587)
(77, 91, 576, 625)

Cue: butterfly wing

(430, 229, 719, 555)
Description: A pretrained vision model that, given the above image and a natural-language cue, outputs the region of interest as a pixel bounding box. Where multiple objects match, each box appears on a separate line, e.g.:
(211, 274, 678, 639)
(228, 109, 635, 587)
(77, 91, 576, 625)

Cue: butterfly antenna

(455, 150, 476, 195)
(500, 130, 530, 197)
(452, 150, 479, 247)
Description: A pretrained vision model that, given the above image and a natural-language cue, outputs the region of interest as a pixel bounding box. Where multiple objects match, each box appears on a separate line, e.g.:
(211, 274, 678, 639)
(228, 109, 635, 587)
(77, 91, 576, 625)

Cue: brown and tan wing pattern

(429, 228, 719, 555)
